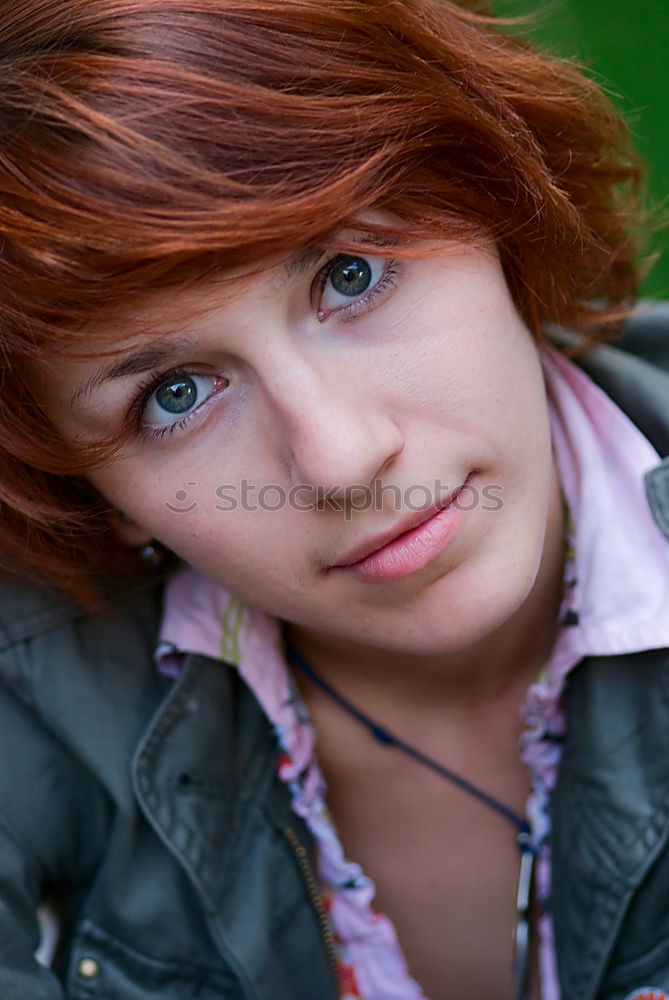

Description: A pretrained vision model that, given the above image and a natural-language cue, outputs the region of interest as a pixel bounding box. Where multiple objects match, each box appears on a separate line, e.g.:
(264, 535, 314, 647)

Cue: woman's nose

(268, 358, 405, 503)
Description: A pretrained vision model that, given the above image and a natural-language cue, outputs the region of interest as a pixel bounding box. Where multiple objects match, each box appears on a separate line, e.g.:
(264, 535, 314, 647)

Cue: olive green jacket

(1, 309, 669, 1000)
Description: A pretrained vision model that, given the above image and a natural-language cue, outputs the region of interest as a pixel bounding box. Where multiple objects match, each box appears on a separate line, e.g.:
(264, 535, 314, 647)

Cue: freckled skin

(36, 239, 561, 687)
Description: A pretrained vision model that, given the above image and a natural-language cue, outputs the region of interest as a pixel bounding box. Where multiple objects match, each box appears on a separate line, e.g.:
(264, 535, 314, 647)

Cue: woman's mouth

(329, 477, 470, 583)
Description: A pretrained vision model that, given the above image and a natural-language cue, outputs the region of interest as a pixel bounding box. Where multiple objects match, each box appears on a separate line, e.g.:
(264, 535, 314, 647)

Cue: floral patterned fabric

(155, 345, 669, 999)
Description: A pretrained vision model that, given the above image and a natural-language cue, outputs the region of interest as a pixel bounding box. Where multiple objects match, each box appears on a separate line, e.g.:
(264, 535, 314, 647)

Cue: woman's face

(37, 232, 556, 656)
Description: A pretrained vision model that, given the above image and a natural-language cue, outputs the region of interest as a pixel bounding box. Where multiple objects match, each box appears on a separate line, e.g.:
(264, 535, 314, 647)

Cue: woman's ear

(109, 511, 155, 548)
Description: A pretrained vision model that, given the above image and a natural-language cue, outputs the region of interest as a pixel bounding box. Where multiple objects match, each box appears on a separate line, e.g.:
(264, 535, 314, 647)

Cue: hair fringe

(0, 0, 649, 605)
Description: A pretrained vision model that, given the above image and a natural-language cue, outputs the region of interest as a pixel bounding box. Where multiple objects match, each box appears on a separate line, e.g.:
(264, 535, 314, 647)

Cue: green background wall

(492, 0, 669, 299)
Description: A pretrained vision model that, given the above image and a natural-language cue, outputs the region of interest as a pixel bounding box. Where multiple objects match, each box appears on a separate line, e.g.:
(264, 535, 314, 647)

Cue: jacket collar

(549, 339, 669, 997)
(571, 341, 669, 546)
(574, 334, 669, 462)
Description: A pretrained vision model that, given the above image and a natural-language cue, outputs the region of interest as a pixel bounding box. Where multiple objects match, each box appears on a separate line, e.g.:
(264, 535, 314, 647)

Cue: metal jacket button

(77, 957, 101, 980)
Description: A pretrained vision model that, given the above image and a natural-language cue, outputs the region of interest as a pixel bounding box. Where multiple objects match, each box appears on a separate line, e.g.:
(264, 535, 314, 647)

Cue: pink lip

(330, 479, 469, 583)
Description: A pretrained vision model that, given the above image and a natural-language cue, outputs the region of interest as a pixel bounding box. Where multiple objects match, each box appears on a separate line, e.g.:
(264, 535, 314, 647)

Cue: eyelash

(314, 253, 399, 322)
(128, 369, 222, 441)
(128, 250, 401, 442)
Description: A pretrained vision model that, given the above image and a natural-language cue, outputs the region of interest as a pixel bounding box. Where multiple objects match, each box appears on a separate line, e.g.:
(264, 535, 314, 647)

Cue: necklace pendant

(514, 834, 536, 1000)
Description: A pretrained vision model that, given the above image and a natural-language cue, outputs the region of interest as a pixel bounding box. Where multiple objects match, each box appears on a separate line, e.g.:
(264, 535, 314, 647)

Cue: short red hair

(0, 0, 644, 604)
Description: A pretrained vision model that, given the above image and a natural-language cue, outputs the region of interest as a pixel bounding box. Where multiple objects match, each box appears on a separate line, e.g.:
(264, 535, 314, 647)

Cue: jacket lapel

(551, 650, 669, 1000)
(131, 652, 338, 1000)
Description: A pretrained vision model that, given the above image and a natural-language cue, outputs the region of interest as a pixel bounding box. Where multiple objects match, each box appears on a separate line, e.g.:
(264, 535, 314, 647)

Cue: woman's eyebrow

(69, 237, 380, 410)
(283, 245, 327, 282)
(280, 233, 391, 285)
(69, 337, 197, 410)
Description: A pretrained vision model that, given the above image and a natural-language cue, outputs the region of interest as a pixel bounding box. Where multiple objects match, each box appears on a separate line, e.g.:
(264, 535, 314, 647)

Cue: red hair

(0, 0, 644, 605)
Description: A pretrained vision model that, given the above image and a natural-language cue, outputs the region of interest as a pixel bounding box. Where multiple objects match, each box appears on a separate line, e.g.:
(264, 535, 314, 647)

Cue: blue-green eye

(318, 253, 390, 316)
(329, 256, 372, 296)
(145, 374, 217, 426)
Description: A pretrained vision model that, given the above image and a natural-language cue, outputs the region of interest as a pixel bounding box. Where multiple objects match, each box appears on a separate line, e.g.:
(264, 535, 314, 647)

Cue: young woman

(1, 2, 668, 999)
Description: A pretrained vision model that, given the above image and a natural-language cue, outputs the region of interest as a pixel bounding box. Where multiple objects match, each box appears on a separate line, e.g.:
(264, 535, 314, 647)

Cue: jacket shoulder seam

(0, 573, 170, 654)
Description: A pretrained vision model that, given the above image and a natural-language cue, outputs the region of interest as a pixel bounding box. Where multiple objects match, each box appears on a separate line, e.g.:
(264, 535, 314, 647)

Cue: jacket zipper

(282, 825, 340, 994)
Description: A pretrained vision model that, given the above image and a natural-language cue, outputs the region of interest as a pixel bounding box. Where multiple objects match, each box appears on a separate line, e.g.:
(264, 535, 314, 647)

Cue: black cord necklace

(283, 634, 535, 1000)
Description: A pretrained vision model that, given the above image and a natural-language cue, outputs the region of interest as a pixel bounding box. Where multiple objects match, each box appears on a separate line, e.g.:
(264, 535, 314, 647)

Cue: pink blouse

(155, 345, 669, 999)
